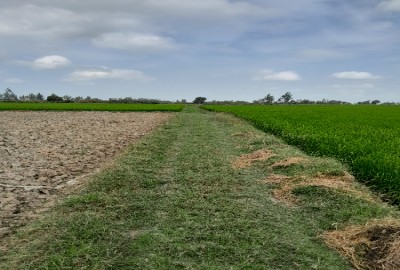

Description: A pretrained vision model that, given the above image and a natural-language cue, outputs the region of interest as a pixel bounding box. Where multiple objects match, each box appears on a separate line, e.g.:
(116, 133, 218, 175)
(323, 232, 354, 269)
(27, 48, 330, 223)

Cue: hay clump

(263, 172, 376, 206)
(271, 157, 308, 168)
(323, 219, 400, 270)
(260, 173, 291, 184)
(232, 149, 276, 169)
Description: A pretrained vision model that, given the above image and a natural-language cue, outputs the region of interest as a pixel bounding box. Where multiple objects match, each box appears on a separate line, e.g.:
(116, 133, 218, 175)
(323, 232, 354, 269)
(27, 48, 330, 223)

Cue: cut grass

(0, 106, 398, 269)
(0, 102, 184, 112)
(202, 105, 400, 203)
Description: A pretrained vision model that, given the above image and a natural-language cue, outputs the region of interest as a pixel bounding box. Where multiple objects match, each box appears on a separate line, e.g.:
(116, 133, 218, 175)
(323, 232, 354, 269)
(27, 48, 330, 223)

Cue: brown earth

(0, 111, 172, 237)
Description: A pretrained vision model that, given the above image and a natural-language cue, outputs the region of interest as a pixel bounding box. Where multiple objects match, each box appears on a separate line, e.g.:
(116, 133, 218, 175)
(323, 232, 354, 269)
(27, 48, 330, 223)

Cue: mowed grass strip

(203, 105, 400, 203)
(0, 106, 397, 269)
(0, 102, 184, 112)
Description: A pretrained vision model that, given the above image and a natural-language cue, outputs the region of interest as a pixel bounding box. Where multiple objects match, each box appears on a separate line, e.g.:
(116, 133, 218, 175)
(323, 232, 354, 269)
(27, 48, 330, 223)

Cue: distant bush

(47, 94, 63, 102)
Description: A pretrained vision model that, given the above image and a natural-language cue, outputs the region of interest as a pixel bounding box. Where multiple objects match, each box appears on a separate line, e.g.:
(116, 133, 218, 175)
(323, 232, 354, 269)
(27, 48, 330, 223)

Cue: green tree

(47, 93, 63, 102)
(73, 96, 83, 102)
(280, 92, 293, 104)
(63, 95, 73, 103)
(371, 100, 381, 105)
(193, 97, 207, 104)
(36, 93, 44, 101)
(0, 88, 18, 101)
(262, 94, 274, 105)
(28, 93, 37, 100)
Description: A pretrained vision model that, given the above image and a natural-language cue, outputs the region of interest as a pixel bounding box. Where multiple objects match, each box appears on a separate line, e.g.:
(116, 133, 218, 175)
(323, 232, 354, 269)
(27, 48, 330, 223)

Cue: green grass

(0, 102, 184, 112)
(1, 106, 397, 269)
(202, 105, 400, 203)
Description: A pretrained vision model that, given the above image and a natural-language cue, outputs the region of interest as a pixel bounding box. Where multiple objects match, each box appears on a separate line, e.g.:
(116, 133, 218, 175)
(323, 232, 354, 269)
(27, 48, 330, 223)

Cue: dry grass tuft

(272, 185, 299, 206)
(260, 173, 291, 184)
(305, 173, 376, 203)
(323, 219, 400, 270)
(232, 149, 276, 169)
(261, 174, 298, 205)
(262, 172, 376, 206)
(271, 157, 308, 168)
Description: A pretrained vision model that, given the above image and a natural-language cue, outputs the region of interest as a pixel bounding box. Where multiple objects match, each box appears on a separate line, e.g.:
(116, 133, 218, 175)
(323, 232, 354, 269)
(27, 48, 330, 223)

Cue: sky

(0, 0, 399, 103)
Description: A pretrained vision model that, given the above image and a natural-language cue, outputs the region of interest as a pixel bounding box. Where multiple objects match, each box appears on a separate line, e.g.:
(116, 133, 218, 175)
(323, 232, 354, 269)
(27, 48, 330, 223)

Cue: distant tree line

(250, 92, 398, 105)
(197, 92, 399, 105)
(252, 92, 351, 105)
(259, 93, 400, 105)
(1, 88, 398, 105)
(0, 88, 181, 104)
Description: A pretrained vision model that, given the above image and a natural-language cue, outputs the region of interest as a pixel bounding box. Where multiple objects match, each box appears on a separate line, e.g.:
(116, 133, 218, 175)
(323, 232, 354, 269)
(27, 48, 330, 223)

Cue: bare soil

(0, 111, 172, 237)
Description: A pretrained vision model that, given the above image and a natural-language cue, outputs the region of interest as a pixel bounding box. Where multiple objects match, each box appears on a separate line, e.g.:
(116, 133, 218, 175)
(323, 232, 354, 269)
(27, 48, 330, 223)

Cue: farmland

(0, 102, 184, 112)
(203, 105, 400, 203)
(1, 106, 400, 269)
(0, 111, 172, 236)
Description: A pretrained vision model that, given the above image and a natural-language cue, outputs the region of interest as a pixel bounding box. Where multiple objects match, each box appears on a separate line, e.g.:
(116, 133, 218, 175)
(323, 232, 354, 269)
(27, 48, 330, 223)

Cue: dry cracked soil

(0, 111, 172, 237)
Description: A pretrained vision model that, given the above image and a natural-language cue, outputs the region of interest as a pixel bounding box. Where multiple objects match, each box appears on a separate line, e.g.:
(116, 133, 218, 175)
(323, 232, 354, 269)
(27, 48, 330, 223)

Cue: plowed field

(0, 111, 172, 236)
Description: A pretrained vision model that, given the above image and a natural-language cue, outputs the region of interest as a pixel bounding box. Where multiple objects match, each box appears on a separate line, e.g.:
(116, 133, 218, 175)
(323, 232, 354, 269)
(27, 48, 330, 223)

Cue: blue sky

(0, 0, 399, 102)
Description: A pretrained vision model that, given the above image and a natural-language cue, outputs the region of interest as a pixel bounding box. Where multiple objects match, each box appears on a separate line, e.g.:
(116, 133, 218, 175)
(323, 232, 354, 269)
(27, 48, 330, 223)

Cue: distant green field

(0, 102, 184, 112)
(203, 105, 400, 203)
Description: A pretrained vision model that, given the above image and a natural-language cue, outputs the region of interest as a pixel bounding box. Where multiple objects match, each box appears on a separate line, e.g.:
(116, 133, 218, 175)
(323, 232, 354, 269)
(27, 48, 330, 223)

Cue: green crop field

(0, 102, 184, 112)
(203, 105, 400, 203)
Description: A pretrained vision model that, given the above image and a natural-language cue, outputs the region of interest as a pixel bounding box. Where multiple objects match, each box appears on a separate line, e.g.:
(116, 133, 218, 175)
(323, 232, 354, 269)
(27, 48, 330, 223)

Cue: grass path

(0, 106, 396, 269)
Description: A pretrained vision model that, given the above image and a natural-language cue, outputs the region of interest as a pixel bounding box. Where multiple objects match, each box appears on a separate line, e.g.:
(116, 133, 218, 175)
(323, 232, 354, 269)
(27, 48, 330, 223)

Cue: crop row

(203, 105, 400, 203)
(0, 102, 184, 112)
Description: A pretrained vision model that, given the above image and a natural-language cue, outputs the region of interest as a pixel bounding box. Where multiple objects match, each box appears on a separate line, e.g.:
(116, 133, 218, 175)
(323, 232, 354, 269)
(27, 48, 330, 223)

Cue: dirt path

(0, 111, 172, 236)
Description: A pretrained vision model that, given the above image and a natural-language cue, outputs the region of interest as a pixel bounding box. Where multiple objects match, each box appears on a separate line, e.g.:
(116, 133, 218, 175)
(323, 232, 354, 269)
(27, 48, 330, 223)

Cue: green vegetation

(202, 105, 400, 203)
(2, 106, 397, 269)
(0, 102, 184, 112)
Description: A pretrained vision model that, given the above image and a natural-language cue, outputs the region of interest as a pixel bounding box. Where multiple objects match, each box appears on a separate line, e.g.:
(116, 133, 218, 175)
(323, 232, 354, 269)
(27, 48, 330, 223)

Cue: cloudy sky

(1, 0, 399, 102)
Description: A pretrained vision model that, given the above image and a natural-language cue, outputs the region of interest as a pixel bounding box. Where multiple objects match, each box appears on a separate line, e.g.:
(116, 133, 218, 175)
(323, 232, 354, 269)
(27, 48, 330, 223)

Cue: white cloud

(140, 0, 276, 19)
(254, 70, 301, 81)
(32, 55, 71, 69)
(0, 5, 94, 39)
(0, 1, 274, 43)
(26, 0, 276, 20)
(66, 67, 152, 82)
(379, 0, 400, 12)
(4, 77, 23, 84)
(331, 71, 382, 80)
(92, 32, 179, 52)
(13, 55, 71, 69)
